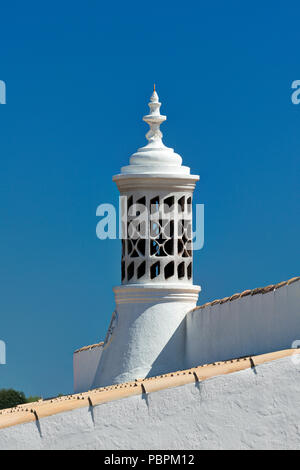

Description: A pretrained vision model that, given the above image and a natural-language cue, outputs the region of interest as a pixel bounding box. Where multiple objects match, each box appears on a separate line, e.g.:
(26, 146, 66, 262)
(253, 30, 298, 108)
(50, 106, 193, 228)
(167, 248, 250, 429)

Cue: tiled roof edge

(0, 348, 299, 431)
(192, 276, 300, 311)
(74, 342, 104, 354)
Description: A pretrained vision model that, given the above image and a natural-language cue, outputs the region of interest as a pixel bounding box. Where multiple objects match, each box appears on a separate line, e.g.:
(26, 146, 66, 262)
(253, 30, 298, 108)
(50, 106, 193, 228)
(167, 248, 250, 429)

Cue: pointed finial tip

(150, 86, 159, 103)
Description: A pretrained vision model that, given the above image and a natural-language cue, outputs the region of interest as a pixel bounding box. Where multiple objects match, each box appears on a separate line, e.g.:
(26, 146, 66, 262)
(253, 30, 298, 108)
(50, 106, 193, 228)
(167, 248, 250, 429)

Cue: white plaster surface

(75, 281, 299, 392)
(120, 89, 193, 176)
(94, 286, 199, 388)
(73, 345, 103, 394)
(186, 281, 300, 369)
(1, 356, 300, 450)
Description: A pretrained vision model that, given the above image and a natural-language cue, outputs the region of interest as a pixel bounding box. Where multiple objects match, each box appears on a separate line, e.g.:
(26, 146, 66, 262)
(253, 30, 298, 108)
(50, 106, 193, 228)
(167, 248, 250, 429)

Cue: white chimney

(93, 88, 200, 387)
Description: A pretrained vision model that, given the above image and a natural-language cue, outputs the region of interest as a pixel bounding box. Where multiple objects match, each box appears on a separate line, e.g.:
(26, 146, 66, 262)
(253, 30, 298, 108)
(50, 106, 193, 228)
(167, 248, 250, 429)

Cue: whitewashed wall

(73, 345, 103, 394)
(1, 356, 300, 450)
(186, 281, 300, 369)
(74, 280, 300, 392)
(94, 294, 198, 388)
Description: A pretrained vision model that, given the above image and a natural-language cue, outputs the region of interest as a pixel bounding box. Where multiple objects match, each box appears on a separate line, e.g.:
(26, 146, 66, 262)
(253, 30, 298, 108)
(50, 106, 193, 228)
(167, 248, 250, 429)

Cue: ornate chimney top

(142, 88, 167, 149)
(118, 88, 192, 176)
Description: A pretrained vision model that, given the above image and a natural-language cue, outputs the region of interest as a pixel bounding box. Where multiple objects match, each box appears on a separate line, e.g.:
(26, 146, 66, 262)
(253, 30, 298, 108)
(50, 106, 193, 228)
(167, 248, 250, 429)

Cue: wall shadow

(146, 314, 188, 378)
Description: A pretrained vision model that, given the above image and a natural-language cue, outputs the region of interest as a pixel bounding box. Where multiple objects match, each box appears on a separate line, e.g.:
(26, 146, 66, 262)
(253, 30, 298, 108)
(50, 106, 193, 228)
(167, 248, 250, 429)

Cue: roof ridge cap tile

(192, 276, 299, 312)
(74, 342, 104, 354)
(1, 348, 299, 431)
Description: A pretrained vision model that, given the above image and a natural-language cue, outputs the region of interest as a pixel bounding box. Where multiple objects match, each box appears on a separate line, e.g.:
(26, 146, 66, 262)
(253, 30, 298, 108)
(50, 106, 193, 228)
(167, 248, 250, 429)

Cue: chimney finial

(143, 87, 166, 146)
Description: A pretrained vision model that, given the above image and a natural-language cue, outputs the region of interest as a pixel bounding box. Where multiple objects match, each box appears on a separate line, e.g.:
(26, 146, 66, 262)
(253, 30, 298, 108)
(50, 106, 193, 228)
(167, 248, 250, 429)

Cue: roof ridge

(74, 276, 300, 353)
(74, 341, 104, 354)
(192, 276, 300, 312)
(0, 348, 299, 431)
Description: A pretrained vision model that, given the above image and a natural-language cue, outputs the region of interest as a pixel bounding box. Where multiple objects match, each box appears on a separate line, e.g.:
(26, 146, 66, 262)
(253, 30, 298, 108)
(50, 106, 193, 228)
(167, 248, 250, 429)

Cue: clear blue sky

(0, 1, 299, 398)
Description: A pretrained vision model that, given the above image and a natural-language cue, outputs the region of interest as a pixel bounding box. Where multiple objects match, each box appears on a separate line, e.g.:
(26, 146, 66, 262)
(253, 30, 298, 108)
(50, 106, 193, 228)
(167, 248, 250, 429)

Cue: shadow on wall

(146, 315, 187, 378)
(75, 278, 300, 392)
(150, 279, 300, 375)
(185, 279, 300, 369)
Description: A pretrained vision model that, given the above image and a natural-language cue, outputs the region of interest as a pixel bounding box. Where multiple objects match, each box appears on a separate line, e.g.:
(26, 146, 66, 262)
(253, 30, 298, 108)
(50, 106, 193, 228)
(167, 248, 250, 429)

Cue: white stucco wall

(74, 280, 300, 392)
(186, 280, 300, 369)
(1, 356, 300, 450)
(94, 288, 199, 388)
(73, 345, 103, 394)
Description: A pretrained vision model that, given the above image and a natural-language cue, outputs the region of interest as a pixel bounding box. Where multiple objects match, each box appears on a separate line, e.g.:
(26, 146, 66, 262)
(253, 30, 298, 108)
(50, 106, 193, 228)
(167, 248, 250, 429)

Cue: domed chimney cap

(120, 87, 192, 176)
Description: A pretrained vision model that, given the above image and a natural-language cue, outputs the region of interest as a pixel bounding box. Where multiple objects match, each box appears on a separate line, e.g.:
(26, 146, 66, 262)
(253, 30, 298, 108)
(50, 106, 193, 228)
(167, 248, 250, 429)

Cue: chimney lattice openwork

(121, 191, 193, 284)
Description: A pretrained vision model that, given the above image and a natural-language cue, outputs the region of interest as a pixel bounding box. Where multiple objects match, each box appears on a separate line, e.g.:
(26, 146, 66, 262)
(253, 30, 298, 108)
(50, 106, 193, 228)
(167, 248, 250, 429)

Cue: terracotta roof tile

(240, 290, 252, 297)
(229, 293, 240, 301)
(192, 276, 299, 312)
(219, 296, 230, 304)
(74, 342, 104, 354)
(0, 348, 299, 431)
